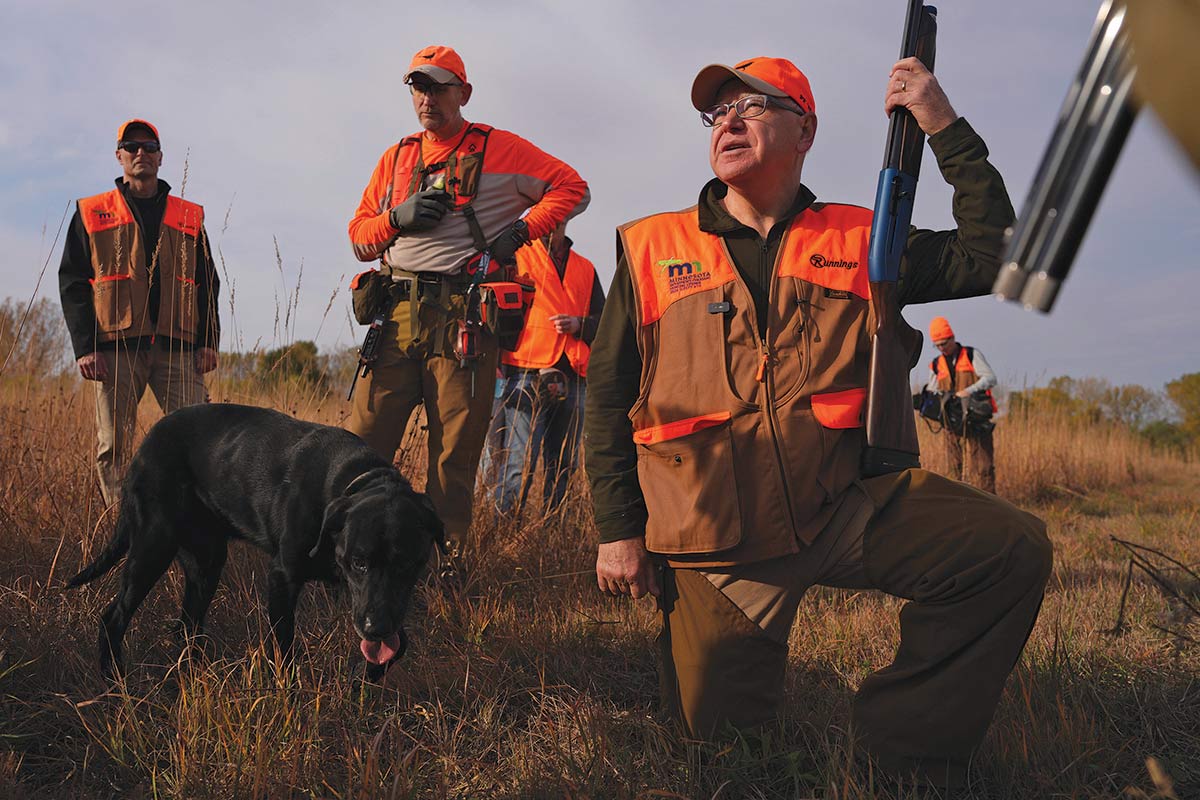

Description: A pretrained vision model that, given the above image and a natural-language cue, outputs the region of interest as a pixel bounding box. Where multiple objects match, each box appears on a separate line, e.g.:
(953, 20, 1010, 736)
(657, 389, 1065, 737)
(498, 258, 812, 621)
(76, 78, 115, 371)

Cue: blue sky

(2, 0, 1196, 392)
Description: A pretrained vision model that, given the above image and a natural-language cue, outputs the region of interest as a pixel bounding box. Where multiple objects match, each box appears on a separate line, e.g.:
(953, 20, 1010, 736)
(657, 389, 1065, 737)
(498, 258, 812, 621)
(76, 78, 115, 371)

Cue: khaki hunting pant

(346, 292, 498, 555)
(943, 426, 996, 494)
(658, 469, 1051, 788)
(95, 344, 208, 506)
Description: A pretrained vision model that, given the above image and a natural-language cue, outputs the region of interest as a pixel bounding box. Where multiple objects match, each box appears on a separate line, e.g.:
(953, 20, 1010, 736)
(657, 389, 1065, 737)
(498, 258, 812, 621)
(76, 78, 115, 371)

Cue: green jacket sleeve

(583, 249, 647, 543)
(898, 117, 1016, 305)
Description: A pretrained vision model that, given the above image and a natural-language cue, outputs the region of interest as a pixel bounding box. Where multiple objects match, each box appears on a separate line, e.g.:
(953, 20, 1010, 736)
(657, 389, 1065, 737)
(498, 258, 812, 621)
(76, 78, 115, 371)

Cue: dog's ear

(415, 492, 448, 555)
(310, 496, 351, 558)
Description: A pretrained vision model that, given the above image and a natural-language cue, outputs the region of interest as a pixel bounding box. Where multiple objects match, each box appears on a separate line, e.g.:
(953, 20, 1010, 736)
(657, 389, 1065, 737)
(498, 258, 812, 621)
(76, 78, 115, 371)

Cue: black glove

(487, 219, 530, 263)
(389, 189, 452, 233)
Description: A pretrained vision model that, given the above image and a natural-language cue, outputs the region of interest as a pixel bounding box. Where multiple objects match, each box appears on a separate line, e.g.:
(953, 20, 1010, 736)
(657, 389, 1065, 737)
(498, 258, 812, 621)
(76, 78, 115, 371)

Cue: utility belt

(350, 265, 530, 358)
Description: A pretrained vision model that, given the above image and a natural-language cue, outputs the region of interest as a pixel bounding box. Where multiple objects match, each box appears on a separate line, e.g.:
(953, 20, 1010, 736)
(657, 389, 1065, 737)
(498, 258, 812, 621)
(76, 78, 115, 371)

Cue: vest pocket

(810, 387, 866, 429)
(807, 389, 868, 514)
(91, 275, 133, 333)
(635, 412, 743, 555)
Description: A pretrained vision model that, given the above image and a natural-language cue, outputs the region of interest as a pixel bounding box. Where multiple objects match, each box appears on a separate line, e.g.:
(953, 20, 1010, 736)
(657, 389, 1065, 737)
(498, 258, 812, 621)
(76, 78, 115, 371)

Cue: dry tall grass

(1, 371, 1197, 799)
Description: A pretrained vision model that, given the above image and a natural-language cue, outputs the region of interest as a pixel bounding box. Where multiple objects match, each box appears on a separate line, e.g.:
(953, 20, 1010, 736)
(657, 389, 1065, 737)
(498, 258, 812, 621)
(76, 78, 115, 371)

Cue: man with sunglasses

(585, 57, 1051, 790)
(59, 119, 220, 506)
(347, 46, 588, 579)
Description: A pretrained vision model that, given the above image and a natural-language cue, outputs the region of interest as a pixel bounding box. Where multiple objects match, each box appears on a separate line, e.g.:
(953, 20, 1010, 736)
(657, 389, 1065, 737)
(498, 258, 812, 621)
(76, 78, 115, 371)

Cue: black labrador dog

(68, 403, 444, 680)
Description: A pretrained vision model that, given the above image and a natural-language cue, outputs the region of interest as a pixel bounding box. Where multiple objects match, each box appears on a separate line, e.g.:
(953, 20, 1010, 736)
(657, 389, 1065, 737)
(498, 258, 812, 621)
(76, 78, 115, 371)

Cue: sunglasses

(118, 140, 161, 154)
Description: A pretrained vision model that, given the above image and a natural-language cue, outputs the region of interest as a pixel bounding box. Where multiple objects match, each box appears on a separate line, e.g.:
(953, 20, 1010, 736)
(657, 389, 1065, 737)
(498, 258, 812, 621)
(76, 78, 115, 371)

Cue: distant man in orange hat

(58, 119, 220, 506)
(585, 54, 1051, 791)
(346, 45, 589, 579)
(924, 316, 998, 492)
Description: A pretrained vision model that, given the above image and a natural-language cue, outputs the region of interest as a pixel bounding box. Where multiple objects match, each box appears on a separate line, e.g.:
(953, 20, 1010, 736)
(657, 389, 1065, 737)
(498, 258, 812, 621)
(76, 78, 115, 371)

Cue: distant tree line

(216, 341, 357, 393)
(1009, 374, 1200, 457)
(3, 295, 1197, 455)
(0, 297, 356, 397)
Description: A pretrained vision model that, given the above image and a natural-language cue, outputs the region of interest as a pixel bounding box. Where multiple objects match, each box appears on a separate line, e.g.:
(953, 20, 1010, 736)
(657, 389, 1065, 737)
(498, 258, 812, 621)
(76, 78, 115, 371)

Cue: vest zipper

(756, 237, 799, 541)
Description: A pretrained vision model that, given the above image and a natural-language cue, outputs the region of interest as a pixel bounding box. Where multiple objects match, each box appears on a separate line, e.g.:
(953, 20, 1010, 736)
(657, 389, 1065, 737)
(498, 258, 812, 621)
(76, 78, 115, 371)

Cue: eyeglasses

(700, 94, 805, 127)
(118, 140, 161, 154)
(407, 81, 461, 97)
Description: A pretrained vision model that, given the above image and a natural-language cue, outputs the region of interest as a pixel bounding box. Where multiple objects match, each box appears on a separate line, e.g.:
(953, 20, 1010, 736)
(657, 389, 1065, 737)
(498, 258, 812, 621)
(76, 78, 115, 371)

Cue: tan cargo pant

(657, 469, 1051, 788)
(346, 291, 498, 554)
(95, 344, 208, 506)
(943, 425, 996, 493)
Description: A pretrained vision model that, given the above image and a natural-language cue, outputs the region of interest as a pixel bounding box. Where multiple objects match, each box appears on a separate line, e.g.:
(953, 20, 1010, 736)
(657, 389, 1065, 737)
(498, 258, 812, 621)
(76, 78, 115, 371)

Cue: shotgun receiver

(862, 0, 938, 477)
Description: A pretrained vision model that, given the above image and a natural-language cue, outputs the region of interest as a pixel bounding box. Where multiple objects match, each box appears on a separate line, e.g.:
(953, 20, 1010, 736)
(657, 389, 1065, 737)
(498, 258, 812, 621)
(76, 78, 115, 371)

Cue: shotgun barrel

(993, 0, 1138, 313)
(862, 0, 938, 477)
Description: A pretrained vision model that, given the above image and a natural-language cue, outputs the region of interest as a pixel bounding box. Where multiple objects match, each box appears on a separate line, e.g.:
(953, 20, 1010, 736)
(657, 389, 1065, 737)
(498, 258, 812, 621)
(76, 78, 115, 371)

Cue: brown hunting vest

(621, 202, 880, 565)
(78, 188, 204, 344)
(503, 241, 594, 376)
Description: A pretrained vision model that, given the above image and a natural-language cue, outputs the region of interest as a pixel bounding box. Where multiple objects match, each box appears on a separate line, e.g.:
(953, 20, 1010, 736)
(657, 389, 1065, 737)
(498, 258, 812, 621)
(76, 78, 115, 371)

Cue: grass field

(0, 375, 1196, 799)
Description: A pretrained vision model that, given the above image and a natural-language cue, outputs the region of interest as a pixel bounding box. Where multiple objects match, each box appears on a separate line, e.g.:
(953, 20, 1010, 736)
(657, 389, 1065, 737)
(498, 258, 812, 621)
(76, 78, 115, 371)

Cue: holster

(350, 269, 390, 325)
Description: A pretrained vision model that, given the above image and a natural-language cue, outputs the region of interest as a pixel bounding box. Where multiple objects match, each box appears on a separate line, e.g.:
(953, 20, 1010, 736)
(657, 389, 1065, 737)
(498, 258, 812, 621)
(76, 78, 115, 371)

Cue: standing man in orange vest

(585, 56, 1052, 791)
(347, 46, 589, 576)
(59, 119, 220, 506)
(926, 316, 998, 493)
(480, 221, 604, 515)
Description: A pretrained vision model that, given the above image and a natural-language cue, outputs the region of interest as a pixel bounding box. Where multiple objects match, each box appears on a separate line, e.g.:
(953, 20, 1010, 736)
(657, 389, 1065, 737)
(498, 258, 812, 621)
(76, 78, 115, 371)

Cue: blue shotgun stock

(861, 0, 937, 477)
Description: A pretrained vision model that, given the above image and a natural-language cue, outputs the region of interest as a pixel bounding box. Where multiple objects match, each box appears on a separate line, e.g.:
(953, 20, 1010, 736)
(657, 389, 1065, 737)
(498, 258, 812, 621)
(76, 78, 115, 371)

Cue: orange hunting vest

(502, 241, 594, 376)
(622, 202, 898, 566)
(933, 347, 997, 411)
(78, 189, 204, 344)
(388, 124, 492, 209)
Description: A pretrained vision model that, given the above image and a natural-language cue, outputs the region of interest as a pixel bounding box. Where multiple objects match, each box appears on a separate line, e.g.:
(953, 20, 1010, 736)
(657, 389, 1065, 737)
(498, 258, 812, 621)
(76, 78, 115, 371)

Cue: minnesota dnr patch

(657, 259, 712, 294)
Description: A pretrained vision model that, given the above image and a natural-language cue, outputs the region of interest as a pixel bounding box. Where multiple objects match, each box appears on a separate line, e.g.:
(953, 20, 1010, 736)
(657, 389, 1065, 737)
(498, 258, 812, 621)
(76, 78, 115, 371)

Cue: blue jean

(478, 368, 585, 514)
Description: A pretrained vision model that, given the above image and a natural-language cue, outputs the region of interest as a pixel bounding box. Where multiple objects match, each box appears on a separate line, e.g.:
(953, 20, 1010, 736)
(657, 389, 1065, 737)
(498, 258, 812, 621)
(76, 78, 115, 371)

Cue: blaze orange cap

(691, 57, 815, 114)
(117, 118, 159, 143)
(404, 45, 467, 85)
(929, 316, 955, 342)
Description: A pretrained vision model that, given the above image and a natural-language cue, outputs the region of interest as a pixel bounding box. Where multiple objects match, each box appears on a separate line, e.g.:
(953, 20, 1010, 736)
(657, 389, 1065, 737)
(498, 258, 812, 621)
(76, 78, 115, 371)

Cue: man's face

(409, 78, 471, 134)
(115, 131, 162, 182)
(934, 337, 959, 357)
(707, 81, 814, 188)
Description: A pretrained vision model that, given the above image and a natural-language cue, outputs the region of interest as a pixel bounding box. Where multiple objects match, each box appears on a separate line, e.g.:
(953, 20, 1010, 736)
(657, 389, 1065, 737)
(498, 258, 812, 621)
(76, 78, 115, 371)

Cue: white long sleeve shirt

(926, 346, 997, 395)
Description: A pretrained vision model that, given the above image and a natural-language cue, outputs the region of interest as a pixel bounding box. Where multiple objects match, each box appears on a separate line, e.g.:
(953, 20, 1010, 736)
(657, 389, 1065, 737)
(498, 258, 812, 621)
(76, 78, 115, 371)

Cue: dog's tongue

(360, 633, 402, 665)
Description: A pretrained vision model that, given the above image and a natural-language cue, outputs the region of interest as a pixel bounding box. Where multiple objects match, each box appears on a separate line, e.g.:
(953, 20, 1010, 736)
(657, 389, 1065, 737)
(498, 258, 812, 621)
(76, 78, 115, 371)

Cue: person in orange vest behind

(479, 221, 604, 515)
(584, 55, 1052, 791)
(58, 119, 220, 506)
(925, 316, 998, 493)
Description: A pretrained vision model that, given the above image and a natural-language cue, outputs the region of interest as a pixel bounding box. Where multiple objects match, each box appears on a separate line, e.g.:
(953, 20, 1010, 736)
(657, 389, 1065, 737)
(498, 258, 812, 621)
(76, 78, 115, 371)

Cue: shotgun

(862, 0, 938, 478)
(992, 0, 1137, 313)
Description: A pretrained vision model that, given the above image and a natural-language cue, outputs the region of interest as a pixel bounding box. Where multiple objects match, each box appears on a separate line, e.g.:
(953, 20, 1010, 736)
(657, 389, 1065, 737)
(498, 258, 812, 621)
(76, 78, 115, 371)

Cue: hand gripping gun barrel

(861, 0, 938, 478)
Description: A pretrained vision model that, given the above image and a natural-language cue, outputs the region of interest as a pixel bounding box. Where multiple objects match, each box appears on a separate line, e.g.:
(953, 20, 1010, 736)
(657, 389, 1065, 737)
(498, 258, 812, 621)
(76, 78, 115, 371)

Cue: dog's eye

(350, 557, 369, 574)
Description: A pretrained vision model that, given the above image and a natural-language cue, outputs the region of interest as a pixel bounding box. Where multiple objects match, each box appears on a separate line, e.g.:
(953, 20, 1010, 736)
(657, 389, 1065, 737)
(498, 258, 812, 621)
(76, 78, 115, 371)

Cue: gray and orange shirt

(348, 121, 590, 274)
(584, 117, 1015, 566)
